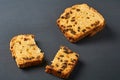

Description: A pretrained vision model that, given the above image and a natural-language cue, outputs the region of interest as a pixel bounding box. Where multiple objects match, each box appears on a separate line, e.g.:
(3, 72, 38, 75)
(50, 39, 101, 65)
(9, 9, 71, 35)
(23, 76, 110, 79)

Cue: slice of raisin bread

(10, 34, 44, 68)
(45, 46, 79, 79)
(57, 3, 105, 43)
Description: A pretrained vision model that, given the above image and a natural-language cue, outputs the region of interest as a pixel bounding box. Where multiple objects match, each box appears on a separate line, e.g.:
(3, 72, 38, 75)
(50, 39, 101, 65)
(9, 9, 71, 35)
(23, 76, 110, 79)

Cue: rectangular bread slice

(57, 3, 105, 43)
(45, 46, 79, 79)
(10, 34, 44, 68)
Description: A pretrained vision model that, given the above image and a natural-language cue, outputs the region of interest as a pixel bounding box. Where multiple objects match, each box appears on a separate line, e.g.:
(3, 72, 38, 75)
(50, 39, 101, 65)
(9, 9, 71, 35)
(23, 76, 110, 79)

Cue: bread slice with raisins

(45, 46, 79, 79)
(10, 34, 44, 68)
(57, 3, 105, 43)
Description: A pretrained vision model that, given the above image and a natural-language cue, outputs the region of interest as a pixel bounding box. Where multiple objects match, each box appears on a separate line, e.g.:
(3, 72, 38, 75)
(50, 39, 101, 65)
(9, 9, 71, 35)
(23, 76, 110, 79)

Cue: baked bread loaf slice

(45, 46, 79, 79)
(10, 34, 44, 68)
(57, 3, 105, 43)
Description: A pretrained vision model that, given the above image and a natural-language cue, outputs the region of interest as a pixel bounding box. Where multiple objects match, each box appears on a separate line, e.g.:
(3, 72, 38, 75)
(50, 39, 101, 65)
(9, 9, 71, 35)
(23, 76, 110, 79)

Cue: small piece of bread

(10, 34, 44, 68)
(45, 46, 79, 79)
(57, 3, 105, 43)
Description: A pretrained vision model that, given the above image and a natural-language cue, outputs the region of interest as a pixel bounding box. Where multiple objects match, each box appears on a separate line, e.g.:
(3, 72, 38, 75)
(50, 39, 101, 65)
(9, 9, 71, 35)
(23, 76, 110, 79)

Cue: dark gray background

(0, 0, 120, 80)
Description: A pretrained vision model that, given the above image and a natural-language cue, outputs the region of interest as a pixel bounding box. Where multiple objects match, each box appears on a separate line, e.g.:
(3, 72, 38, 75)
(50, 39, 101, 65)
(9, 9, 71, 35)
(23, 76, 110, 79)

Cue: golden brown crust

(10, 34, 44, 68)
(45, 46, 79, 79)
(57, 3, 105, 43)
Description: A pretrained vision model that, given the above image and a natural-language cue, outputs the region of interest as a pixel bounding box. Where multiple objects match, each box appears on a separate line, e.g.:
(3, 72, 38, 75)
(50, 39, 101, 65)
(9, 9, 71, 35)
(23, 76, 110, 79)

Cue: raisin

(66, 20, 68, 23)
(95, 21, 100, 25)
(26, 48, 29, 51)
(20, 51, 22, 53)
(72, 7, 76, 10)
(82, 29, 86, 32)
(63, 47, 69, 53)
(11, 46, 13, 49)
(78, 29, 80, 32)
(70, 11, 73, 14)
(33, 47, 36, 50)
(63, 29, 68, 32)
(86, 27, 91, 29)
(76, 9, 80, 11)
(67, 25, 72, 28)
(36, 56, 40, 59)
(66, 55, 69, 58)
(64, 60, 68, 63)
(57, 57, 60, 60)
(78, 26, 80, 31)
(18, 41, 21, 44)
(31, 57, 34, 59)
(14, 56, 17, 59)
(75, 22, 77, 24)
(23, 57, 34, 60)
(61, 25, 65, 28)
(46, 66, 53, 74)
(61, 16, 64, 19)
(78, 26, 80, 29)
(75, 54, 79, 58)
(49, 65, 54, 68)
(71, 17, 75, 22)
(72, 17, 75, 19)
(65, 13, 70, 19)
(91, 24, 94, 26)
(68, 63, 74, 66)
(63, 46, 69, 51)
(20, 37, 23, 39)
(69, 29, 76, 35)
(29, 44, 36, 46)
(31, 35, 34, 39)
(61, 63, 67, 69)
(23, 57, 28, 60)
(60, 55, 64, 57)
(71, 19, 75, 22)
(71, 58, 76, 63)
(24, 38, 29, 41)
(63, 29, 68, 33)
(47, 68, 52, 73)
(63, 29, 76, 35)
(63, 47, 73, 54)
(57, 20, 60, 23)
(91, 21, 100, 27)
(56, 64, 59, 67)
(60, 59, 63, 62)
(57, 69, 62, 74)
(63, 62, 67, 66)
(40, 51, 43, 53)
(86, 17, 90, 19)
